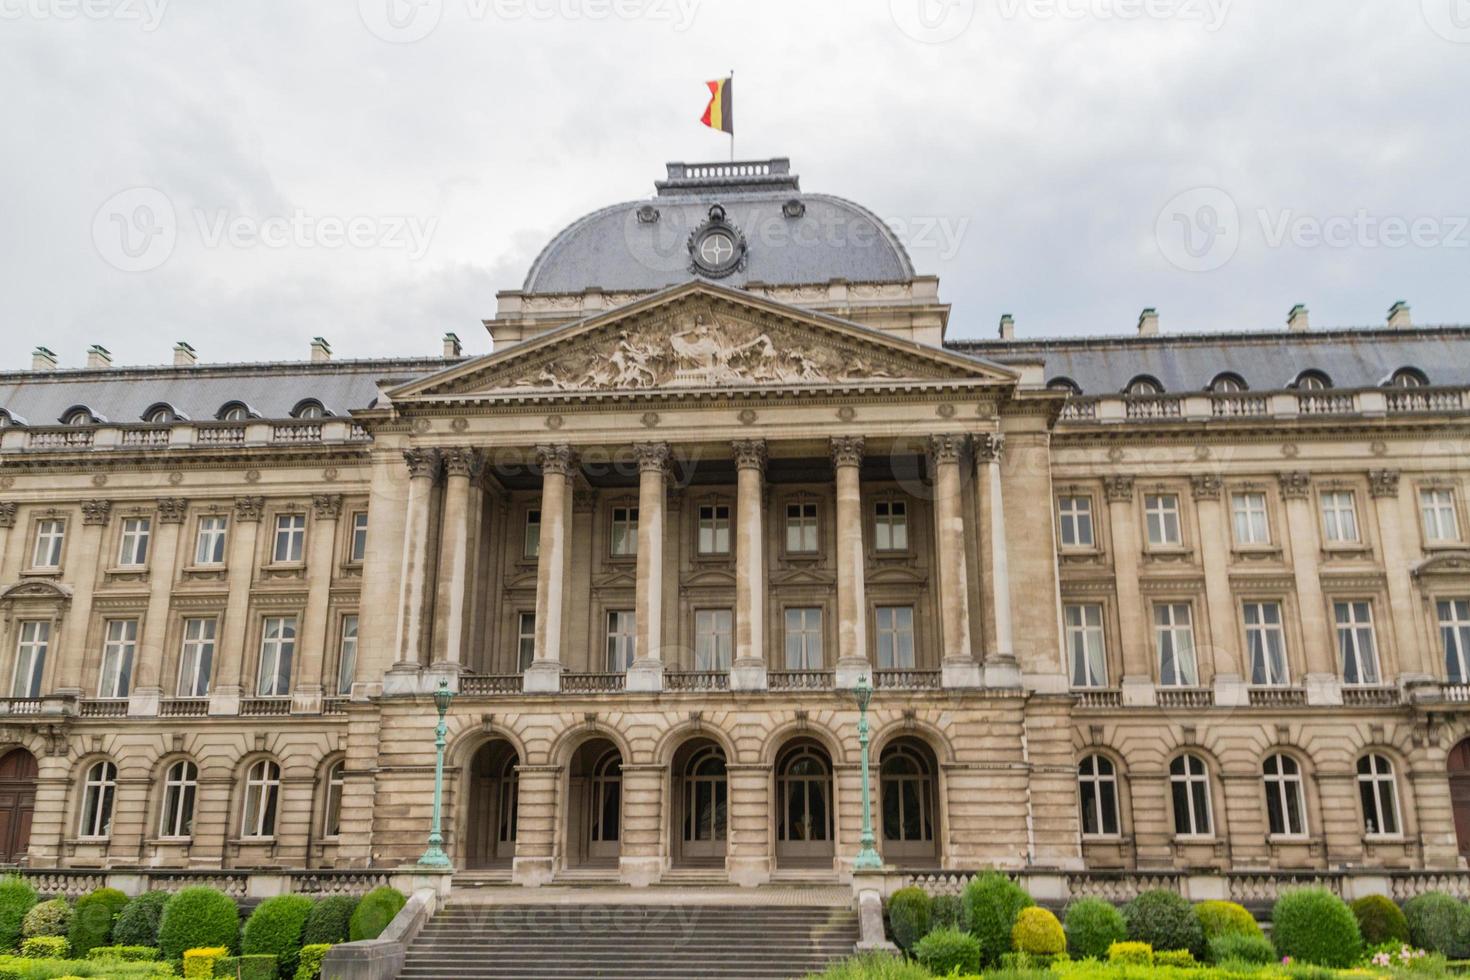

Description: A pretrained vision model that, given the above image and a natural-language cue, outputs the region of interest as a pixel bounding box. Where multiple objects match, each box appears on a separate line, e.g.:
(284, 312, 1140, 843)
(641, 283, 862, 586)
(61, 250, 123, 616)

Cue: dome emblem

(687, 203, 747, 278)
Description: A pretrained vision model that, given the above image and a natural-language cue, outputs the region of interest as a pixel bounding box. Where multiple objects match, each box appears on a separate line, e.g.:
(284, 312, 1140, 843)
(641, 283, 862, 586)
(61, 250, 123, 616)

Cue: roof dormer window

(1293, 370, 1332, 391)
(217, 402, 253, 422)
(1125, 376, 1163, 396)
(61, 406, 96, 426)
(291, 399, 329, 420)
(1047, 377, 1082, 395)
(143, 403, 180, 424)
(1388, 368, 1428, 388)
(1208, 373, 1247, 393)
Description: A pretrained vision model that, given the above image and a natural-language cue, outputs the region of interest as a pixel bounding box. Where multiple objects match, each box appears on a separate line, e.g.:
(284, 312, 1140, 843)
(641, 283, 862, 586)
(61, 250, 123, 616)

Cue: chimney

(443, 332, 463, 358)
(1287, 304, 1310, 332)
(173, 341, 197, 367)
(86, 345, 113, 369)
(31, 346, 57, 371)
(997, 314, 1015, 341)
(1387, 301, 1412, 330)
(1137, 308, 1160, 336)
(310, 337, 332, 363)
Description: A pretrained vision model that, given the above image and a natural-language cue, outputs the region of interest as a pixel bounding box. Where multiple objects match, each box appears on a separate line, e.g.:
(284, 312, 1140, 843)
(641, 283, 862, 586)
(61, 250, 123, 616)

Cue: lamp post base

(417, 846, 452, 869)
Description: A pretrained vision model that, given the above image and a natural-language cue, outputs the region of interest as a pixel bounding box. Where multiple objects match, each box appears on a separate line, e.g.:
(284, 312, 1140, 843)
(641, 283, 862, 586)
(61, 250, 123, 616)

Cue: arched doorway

(880, 738, 938, 865)
(672, 739, 727, 867)
(1449, 739, 1470, 858)
(465, 740, 518, 870)
(0, 749, 37, 865)
(775, 739, 834, 868)
(567, 739, 621, 868)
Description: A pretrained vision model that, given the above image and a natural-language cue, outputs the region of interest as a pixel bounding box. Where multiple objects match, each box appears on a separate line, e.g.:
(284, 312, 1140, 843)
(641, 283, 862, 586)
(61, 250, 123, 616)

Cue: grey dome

(522, 159, 916, 294)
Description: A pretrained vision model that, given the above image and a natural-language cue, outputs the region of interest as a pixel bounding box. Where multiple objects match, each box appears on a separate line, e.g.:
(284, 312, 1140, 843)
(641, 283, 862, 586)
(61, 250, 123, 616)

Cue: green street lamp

(853, 673, 883, 871)
(417, 680, 454, 869)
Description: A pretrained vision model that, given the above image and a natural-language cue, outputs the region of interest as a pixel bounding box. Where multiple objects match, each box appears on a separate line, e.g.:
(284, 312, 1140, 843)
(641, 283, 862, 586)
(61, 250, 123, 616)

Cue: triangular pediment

(390, 281, 1014, 401)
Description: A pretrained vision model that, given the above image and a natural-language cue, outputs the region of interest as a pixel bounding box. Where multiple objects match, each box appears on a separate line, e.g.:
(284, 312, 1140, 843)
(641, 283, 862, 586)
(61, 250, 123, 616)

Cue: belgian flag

(700, 76, 733, 135)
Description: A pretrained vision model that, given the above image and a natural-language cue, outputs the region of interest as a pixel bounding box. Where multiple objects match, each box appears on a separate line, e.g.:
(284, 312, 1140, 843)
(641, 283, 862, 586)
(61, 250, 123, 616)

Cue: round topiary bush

(242, 893, 314, 979)
(301, 895, 357, 947)
(1208, 931, 1276, 965)
(112, 891, 170, 948)
(1404, 891, 1470, 958)
(156, 886, 240, 961)
(886, 887, 932, 953)
(1194, 900, 1261, 940)
(1122, 890, 1203, 959)
(21, 898, 71, 939)
(1064, 897, 1127, 960)
(1011, 907, 1066, 956)
(348, 887, 406, 942)
(914, 926, 982, 975)
(1351, 894, 1410, 946)
(961, 872, 1034, 967)
(1271, 887, 1363, 968)
(0, 875, 39, 952)
(68, 887, 128, 957)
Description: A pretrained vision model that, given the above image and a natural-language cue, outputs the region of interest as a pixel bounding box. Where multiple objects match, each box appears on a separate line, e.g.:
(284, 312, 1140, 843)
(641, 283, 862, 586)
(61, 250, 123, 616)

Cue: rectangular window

(1334, 601, 1381, 686)
(874, 501, 909, 552)
(99, 619, 137, 699)
(694, 609, 734, 671)
(336, 615, 358, 695)
(1421, 489, 1459, 542)
(11, 621, 49, 699)
(1439, 599, 1470, 684)
(605, 610, 636, 671)
(1057, 496, 1094, 548)
(1231, 492, 1270, 545)
(1154, 603, 1199, 687)
(1144, 494, 1182, 547)
(195, 515, 228, 565)
(523, 509, 541, 558)
(875, 605, 916, 669)
(610, 507, 638, 557)
(177, 617, 216, 697)
(32, 519, 65, 569)
(257, 616, 297, 696)
(1244, 601, 1289, 686)
(785, 502, 819, 553)
(697, 504, 731, 555)
(273, 514, 306, 563)
(516, 612, 536, 672)
(349, 512, 369, 563)
(1064, 604, 1107, 688)
(117, 517, 151, 567)
(1320, 491, 1360, 543)
(784, 607, 823, 669)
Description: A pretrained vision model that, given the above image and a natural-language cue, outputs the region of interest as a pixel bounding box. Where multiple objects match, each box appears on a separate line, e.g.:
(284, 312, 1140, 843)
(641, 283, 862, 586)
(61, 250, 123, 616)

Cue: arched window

(160, 760, 198, 838)
(1387, 368, 1429, 388)
(142, 403, 179, 424)
(1169, 754, 1213, 836)
(322, 760, 345, 838)
(776, 743, 833, 847)
(682, 745, 728, 846)
(1125, 376, 1163, 396)
(589, 748, 620, 847)
(1293, 370, 1332, 391)
(1078, 755, 1120, 837)
(1263, 753, 1307, 836)
(880, 742, 935, 849)
(242, 759, 281, 839)
(217, 402, 252, 422)
(78, 760, 117, 839)
(1357, 754, 1401, 836)
(1047, 377, 1081, 395)
(0, 409, 12, 428)
(1209, 373, 1248, 393)
(61, 406, 96, 426)
(291, 399, 328, 420)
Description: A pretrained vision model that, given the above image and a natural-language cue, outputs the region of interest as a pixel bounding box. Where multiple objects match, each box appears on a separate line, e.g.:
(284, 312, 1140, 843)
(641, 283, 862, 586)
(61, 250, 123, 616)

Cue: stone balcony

(1, 419, 371, 454)
(1057, 385, 1469, 425)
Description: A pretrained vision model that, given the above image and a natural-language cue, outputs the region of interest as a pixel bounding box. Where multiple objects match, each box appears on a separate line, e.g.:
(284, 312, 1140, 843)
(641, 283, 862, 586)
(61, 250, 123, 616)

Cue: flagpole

(728, 70, 734, 162)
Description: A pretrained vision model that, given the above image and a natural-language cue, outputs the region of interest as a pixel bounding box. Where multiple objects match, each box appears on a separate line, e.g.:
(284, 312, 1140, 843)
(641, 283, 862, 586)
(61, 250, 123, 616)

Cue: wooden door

(1449, 741, 1470, 857)
(0, 750, 38, 865)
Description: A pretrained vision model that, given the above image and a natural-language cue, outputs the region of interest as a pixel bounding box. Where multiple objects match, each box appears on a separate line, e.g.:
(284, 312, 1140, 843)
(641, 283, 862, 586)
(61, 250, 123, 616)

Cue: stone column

(55, 500, 110, 696)
(292, 494, 341, 713)
(386, 448, 441, 694)
(976, 435, 1020, 688)
(618, 762, 664, 885)
(831, 436, 869, 688)
(1280, 472, 1339, 704)
(0, 504, 13, 585)
(1105, 475, 1153, 704)
(430, 448, 482, 681)
(932, 434, 979, 688)
(730, 439, 768, 691)
(726, 762, 773, 885)
(210, 496, 262, 715)
(1192, 475, 1245, 705)
(626, 443, 669, 692)
(511, 763, 559, 885)
(130, 497, 187, 717)
(525, 445, 575, 693)
(1370, 470, 1429, 680)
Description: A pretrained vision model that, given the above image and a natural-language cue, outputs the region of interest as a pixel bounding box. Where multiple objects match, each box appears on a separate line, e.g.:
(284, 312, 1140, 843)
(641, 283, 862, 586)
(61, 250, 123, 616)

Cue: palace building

(2, 158, 1470, 891)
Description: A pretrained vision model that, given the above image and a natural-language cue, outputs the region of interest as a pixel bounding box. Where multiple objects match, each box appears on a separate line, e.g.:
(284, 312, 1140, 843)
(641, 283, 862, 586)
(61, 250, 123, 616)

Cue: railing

(322, 697, 349, 715)
(78, 699, 127, 718)
(679, 161, 775, 179)
(1156, 687, 1214, 709)
(873, 669, 942, 690)
(561, 673, 626, 693)
(1211, 395, 1269, 417)
(121, 426, 170, 448)
(159, 698, 208, 718)
(196, 425, 246, 445)
(768, 670, 835, 691)
(1067, 871, 1185, 904)
(272, 422, 322, 443)
(19, 867, 397, 901)
(0, 698, 42, 716)
(462, 674, 524, 695)
(1058, 399, 1098, 421)
(1442, 684, 1470, 703)
(240, 697, 292, 717)
(1297, 392, 1355, 415)
(348, 423, 371, 441)
(1248, 687, 1307, 707)
(28, 428, 94, 449)
(664, 671, 731, 692)
(1343, 685, 1401, 707)
(1387, 388, 1465, 413)
(1124, 396, 1183, 419)
(1074, 689, 1122, 709)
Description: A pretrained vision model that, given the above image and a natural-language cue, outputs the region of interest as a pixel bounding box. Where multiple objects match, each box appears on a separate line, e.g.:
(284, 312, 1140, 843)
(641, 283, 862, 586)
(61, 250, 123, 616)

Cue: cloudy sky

(2, 0, 1467, 369)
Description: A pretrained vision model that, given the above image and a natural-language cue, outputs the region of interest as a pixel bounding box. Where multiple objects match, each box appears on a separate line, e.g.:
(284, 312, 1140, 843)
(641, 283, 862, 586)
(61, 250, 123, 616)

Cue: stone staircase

(399, 901, 860, 979)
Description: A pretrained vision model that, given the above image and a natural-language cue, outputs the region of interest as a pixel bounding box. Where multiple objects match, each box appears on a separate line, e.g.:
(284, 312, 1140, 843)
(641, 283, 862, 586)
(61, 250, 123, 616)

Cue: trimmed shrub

(300, 896, 356, 948)
(960, 871, 1033, 967)
(1208, 930, 1276, 965)
(1106, 940, 1153, 965)
(913, 926, 981, 976)
(1194, 899, 1260, 940)
(1122, 889, 1202, 959)
(1404, 891, 1469, 958)
(22, 900, 72, 939)
(1351, 894, 1410, 947)
(214, 953, 277, 979)
(114, 892, 171, 949)
(158, 889, 239, 962)
(87, 945, 161, 962)
(1011, 907, 1065, 956)
(20, 936, 69, 959)
(1271, 887, 1363, 968)
(183, 946, 229, 979)
(929, 894, 963, 932)
(68, 888, 129, 957)
(293, 944, 331, 980)
(0, 876, 39, 953)
(347, 888, 405, 943)
(885, 888, 931, 953)
(1063, 897, 1126, 960)
(797, 952, 931, 980)
(241, 895, 313, 978)
(1155, 948, 1195, 967)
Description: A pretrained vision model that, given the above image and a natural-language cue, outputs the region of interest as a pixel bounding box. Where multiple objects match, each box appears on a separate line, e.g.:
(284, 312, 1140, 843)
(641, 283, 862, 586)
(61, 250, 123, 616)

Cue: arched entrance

(879, 738, 938, 865)
(775, 739, 834, 868)
(567, 739, 621, 868)
(672, 739, 727, 867)
(0, 749, 37, 865)
(465, 740, 518, 870)
(1449, 739, 1470, 858)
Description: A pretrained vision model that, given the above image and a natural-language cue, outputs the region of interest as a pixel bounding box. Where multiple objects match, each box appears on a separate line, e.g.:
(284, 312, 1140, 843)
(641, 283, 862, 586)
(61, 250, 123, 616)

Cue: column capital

(81, 499, 112, 526)
(403, 447, 443, 480)
(1369, 469, 1401, 499)
(829, 435, 865, 469)
(731, 438, 767, 473)
(634, 441, 671, 474)
(929, 433, 967, 465)
(1190, 473, 1223, 500)
(1278, 470, 1311, 499)
(442, 447, 485, 479)
(312, 494, 344, 520)
(1103, 475, 1135, 503)
(233, 496, 265, 522)
(156, 497, 189, 524)
(534, 444, 577, 476)
(0, 502, 14, 529)
(975, 432, 1004, 462)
